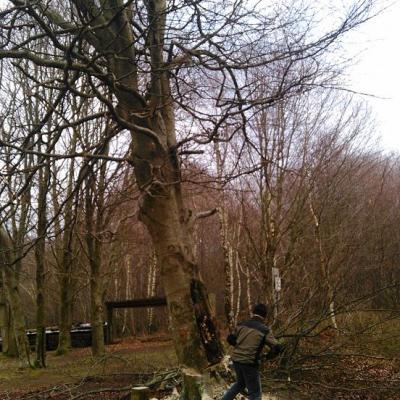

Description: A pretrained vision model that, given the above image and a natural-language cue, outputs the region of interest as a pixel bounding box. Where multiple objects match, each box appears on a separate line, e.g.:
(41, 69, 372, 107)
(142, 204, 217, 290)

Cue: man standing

(221, 303, 283, 400)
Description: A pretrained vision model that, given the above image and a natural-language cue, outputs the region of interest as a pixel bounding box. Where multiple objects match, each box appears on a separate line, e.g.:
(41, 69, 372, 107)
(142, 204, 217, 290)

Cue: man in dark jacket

(221, 303, 283, 400)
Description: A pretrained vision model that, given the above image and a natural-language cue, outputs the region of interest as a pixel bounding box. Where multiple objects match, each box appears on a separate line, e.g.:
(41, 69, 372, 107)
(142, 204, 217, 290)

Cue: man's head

(252, 303, 268, 319)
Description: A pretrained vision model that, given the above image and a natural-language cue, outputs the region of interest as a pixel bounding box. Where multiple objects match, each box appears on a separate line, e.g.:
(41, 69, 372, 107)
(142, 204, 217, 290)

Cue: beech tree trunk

(0, 277, 12, 355)
(140, 188, 223, 369)
(0, 228, 31, 367)
(1, 305, 18, 356)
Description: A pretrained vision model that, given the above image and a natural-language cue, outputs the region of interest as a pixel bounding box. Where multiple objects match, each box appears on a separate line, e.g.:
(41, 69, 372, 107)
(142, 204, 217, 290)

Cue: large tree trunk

(139, 174, 223, 371)
(0, 278, 15, 355)
(0, 229, 31, 367)
(1, 304, 18, 356)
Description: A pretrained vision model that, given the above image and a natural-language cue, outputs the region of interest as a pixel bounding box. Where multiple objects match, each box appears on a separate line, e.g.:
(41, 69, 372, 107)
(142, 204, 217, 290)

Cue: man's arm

(264, 329, 284, 359)
(227, 328, 238, 346)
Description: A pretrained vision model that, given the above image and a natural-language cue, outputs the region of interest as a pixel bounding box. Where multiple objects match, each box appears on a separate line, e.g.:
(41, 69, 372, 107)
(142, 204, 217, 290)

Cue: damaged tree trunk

(139, 191, 224, 371)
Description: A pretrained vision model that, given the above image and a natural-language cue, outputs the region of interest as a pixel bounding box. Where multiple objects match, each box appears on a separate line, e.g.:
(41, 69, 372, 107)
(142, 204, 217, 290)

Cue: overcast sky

(347, 1, 400, 152)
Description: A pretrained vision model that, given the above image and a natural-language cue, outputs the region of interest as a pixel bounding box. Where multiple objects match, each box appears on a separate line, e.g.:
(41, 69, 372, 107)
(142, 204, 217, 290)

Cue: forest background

(0, 0, 399, 399)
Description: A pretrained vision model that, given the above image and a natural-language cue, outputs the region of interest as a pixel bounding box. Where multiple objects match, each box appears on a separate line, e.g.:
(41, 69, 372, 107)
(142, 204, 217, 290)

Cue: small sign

(272, 268, 281, 292)
(274, 276, 281, 292)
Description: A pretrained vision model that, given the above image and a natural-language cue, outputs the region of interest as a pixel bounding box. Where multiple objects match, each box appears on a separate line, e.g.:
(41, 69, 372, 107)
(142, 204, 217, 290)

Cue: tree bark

(0, 228, 31, 367)
(0, 277, 12, 355)
(34, 162, 50, 367)
(147, 251, 157, 333)
(54, 134, 78, 355)
(140, 192, 224, 369)
(85, 152, 107, 357)
(309, 193, 338, 329)
(214, 141, 234, 330)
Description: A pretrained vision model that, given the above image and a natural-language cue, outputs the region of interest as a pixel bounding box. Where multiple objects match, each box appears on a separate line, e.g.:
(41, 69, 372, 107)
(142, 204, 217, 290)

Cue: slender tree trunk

(122, 255, 131, 335)
(55, 134, 78, 355)
(35, 162, 50, 367)
(147, 251, 157, 333)
(57, 272, 72, 354)
(215, 141, 234, 330)
(309, 194, 338, 329)
(89, 263, 105, 356)
(85, 153, 107, 357)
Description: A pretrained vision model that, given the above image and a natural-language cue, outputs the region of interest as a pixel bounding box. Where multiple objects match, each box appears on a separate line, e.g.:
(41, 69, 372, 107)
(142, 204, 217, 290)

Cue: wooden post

(131, 386, 150, 400)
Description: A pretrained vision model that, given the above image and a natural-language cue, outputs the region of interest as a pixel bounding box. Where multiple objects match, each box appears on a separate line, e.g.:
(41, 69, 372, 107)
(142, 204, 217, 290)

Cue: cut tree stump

(131, 386, 150, 400)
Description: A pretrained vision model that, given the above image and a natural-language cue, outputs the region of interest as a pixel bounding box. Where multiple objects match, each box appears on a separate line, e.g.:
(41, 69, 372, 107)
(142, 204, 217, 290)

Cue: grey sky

(1, 0, 398, 150)
(347, 1, 400, 151)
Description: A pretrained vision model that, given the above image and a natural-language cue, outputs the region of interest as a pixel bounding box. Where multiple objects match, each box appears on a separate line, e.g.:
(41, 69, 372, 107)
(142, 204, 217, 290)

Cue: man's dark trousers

(222, 362, 262, 400)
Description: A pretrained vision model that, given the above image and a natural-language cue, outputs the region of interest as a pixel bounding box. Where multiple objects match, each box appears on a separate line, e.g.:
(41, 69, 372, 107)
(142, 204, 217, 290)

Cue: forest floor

(0, 331, 399, 400)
